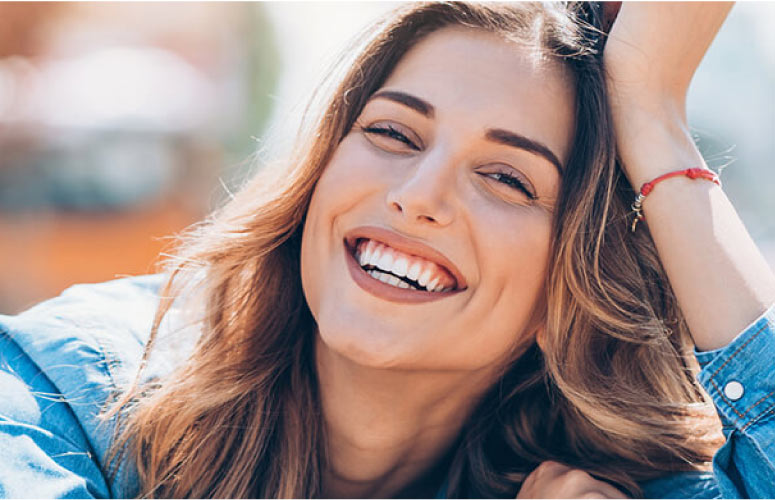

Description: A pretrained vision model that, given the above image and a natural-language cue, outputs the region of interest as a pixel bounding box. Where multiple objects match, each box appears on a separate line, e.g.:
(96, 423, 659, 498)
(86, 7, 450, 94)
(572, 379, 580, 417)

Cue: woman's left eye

(482, 171, 537, 200)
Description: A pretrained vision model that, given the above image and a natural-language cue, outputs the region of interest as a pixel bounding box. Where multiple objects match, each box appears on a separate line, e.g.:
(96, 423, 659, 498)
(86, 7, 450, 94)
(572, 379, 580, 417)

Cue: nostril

(387, 189, 451, 226)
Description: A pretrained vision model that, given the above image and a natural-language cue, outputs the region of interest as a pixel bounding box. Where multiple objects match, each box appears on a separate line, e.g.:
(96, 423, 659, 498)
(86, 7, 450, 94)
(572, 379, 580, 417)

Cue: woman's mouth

(353, 239, 456, 292)
(342, 227, 466, 304)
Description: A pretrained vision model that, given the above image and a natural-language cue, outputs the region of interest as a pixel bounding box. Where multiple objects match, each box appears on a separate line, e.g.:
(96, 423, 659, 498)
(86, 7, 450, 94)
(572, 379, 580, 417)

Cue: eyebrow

(370, 90, 435, 118)
(369, 89, 564, 172)
(485, 129, 564, 173)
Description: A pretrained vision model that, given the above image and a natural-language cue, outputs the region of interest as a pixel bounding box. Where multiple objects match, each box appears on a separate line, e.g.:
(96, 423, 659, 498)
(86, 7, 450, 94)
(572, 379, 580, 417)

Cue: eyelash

(362, 124, 420, 151)
(483, 172, 536, 200)
(362, 123, 536, 200)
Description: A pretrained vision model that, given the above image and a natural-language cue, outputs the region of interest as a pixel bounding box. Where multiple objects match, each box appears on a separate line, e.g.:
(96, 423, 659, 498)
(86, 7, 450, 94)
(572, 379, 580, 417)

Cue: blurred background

(0, 2, 773, 314)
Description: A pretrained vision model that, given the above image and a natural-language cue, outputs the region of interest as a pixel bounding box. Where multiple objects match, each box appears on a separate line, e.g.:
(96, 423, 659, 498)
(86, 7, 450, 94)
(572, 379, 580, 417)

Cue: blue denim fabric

(1, 275, 774, 498)
(0, 276, 159, 498)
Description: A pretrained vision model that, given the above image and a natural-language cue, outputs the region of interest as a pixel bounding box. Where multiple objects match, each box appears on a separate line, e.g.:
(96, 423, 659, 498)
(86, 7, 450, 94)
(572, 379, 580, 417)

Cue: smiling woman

(2, 2, 775, 499)
(303, 26, 570, 375)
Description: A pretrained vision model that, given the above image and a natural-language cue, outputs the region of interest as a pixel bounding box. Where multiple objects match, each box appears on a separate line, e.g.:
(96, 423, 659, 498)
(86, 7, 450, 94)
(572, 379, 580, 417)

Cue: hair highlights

(105, 3, 722, 498)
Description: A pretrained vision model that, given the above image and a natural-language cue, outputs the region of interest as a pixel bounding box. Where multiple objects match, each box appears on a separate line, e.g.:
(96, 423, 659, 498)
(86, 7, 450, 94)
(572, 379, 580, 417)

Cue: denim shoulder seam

(0, 324, 104, 460)
(89, 331, 120, 391)
(54, 317, 135, 498)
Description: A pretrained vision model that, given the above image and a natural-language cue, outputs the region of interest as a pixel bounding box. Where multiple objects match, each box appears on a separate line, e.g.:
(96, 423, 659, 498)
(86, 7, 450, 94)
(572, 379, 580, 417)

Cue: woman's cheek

(477, 205, 552, 299)
(321, 139, 391, 196)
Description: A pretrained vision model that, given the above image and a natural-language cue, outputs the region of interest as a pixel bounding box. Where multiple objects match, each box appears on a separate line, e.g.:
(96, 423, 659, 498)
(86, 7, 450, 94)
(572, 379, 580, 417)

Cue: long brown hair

(105, 2, 723, 498)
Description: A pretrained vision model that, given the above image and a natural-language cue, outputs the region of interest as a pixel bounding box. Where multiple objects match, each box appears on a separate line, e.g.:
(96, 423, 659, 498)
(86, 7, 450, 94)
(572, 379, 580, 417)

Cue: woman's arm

(604, 4, 775, 498)
(604, 2, 775, 351)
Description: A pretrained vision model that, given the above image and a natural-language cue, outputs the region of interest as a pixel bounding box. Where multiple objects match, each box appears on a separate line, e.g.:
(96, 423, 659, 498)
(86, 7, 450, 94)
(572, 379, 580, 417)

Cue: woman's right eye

(362, 123, 421, 151)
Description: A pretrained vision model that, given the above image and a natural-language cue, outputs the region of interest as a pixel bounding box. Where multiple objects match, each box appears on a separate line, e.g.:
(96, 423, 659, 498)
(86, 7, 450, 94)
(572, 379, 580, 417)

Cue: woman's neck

(315, 336, 498, 498)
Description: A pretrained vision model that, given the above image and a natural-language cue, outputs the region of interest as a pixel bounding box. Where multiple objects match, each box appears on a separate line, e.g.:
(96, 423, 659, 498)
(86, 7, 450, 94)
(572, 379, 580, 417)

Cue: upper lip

(344, 225, 468, 290)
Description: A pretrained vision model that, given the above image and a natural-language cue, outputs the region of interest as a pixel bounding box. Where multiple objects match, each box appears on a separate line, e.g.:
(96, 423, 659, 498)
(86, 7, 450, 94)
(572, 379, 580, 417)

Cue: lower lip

(344, 243, 459, 304)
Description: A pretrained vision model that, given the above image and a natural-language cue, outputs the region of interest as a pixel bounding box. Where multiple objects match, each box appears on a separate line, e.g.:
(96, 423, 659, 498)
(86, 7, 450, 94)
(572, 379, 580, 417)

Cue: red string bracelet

(631, 168, 721, 232)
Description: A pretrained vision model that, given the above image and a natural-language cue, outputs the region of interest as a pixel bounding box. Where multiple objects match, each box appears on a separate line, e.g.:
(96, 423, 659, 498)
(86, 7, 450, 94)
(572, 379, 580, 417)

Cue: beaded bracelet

(631, 168, 721, 232)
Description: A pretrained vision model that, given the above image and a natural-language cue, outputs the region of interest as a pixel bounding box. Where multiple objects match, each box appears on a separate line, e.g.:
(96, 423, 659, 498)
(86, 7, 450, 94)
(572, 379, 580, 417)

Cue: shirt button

(724, 380, 744, 401)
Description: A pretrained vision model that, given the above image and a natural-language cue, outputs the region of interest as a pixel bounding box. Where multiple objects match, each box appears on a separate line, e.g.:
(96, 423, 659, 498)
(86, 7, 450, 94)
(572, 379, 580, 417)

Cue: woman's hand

(516, 461, 627, 499)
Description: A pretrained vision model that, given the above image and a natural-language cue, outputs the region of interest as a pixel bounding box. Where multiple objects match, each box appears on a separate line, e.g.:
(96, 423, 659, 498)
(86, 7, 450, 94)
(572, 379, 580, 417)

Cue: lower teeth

(366, 268, 424, 291)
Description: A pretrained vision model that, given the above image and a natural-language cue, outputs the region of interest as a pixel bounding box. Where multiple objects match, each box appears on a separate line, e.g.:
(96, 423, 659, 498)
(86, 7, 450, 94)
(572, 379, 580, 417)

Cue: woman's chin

(316, 326, 420, 370)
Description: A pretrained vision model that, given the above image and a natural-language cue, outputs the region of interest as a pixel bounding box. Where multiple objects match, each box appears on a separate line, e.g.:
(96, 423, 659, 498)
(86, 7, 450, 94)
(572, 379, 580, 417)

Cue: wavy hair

(105, 2, 723, 498)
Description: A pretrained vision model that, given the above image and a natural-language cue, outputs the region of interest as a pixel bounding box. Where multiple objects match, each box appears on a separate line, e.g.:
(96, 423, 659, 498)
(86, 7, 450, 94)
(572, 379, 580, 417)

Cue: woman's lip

(343, 226, 468, 290)
(344, 243, 462, 304)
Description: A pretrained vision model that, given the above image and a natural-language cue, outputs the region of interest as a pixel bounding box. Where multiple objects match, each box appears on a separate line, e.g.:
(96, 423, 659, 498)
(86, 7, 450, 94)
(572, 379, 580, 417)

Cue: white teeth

(368, 245, 382, 267)
(392, 257, 409, 277)
(361, 244, 374, 265)
(357, 240, 456, 294)
(418, 269, 433, 287)
(358, 248, 370, 266)
(377, 251, 394, 273)
(365, 267, 447, 292)
(407, 261, 422, 281)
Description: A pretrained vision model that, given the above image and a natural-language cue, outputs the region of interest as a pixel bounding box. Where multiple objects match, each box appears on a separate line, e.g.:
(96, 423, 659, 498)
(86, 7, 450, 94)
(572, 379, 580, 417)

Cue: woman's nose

(385, 150, 456, 227)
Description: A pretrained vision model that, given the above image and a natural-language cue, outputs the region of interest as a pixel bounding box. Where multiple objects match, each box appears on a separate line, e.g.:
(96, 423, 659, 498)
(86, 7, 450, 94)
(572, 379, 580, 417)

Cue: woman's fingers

(516, 461, 628, 499)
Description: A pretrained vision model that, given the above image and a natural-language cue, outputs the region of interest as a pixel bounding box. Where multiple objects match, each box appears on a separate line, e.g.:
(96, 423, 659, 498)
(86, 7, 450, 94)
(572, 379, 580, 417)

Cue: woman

(1, 2, 773, 498)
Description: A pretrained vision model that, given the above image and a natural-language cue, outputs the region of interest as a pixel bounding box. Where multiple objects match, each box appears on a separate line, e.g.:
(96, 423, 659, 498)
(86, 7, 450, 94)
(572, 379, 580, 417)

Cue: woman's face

(301, 27, 575, 372)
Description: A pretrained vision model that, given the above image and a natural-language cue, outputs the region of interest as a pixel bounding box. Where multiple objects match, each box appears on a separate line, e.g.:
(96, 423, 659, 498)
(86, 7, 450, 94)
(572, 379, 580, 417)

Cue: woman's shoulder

(1, 273, 165, 389)
(0, 274, 166, 498)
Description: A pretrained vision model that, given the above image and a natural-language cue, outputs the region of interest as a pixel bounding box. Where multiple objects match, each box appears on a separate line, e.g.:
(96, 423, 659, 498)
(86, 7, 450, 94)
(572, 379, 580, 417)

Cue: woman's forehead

(380, 26, 577, 166)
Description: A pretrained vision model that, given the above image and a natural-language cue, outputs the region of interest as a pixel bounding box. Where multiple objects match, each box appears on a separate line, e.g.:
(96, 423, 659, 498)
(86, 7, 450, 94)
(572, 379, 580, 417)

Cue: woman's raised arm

(604, 2, 775, 351)
(601, 6, 775, 497)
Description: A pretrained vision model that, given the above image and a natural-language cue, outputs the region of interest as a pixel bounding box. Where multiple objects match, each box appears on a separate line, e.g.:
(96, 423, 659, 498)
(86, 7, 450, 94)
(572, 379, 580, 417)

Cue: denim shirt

(1, 275, 774, 498)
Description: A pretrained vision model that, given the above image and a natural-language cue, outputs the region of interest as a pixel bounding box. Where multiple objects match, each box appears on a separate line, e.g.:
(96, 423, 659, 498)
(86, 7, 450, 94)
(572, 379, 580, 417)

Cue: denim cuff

(695, 304, 775, 430)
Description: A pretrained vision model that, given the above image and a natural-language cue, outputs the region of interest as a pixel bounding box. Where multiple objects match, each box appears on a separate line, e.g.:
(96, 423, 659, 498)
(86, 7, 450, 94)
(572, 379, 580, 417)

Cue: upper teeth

(418, 269, 433, 288)
(377, 252, 393, 272)
(407, 261, 422, 281)
(355, 239, 454, 293)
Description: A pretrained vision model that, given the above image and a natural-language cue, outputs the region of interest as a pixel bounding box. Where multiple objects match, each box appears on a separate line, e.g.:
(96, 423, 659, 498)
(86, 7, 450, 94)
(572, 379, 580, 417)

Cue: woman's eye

(362, 124, 420, 151)
(483, 172, 537, 200)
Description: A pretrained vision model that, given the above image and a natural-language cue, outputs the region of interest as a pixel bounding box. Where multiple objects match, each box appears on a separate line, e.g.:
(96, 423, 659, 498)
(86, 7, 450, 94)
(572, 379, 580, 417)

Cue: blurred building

(0, 2, 279, 313)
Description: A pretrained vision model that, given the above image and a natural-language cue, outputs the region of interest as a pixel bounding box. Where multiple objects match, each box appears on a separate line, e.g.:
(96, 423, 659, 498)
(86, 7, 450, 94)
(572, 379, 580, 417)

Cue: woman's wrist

(612, 105, 705, 190)
(612, 103, 775, 352)
(603, 1, 734, 192)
